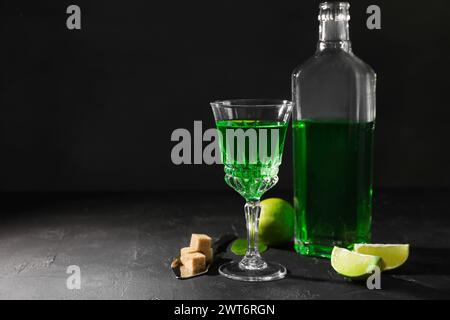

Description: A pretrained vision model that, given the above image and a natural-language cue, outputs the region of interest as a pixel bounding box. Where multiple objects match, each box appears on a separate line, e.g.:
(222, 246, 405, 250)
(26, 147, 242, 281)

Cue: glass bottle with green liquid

(292, 2, 376, 258)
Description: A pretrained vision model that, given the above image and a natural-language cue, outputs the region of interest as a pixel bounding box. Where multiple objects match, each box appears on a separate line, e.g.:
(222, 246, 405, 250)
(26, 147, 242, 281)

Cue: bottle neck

(317, 20, 352, 52)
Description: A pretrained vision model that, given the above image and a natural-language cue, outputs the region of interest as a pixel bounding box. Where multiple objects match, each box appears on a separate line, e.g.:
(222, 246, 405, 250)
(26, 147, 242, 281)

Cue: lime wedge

(331, 247, 381, 278)
(354, 244, 409, 271)
(230, 238, 268, 256)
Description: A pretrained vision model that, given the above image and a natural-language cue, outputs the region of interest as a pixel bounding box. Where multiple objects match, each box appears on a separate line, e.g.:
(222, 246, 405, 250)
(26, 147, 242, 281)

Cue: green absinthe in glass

(293, 120, 374, 258)
(216, 120, 288, 201)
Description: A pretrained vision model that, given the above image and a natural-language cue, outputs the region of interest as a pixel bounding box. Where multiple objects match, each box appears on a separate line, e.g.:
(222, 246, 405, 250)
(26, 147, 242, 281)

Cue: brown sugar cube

(204, 248, 213, 265)
(171, 257, 181, 269)
(189, 234, 212, 253)
(180, 252, 206, 273)
(180, 246, 197, 256)
(180, 266, 196, 278)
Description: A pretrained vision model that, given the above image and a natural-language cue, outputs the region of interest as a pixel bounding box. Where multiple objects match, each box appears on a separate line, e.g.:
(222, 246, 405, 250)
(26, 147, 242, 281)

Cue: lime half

(354, 244, 409, 271)
(331, 247, 381, 279)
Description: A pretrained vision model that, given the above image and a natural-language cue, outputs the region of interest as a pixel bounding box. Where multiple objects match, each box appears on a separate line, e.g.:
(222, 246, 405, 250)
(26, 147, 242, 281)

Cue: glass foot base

(295, 240, 356, 259)
(219, 261, 286, 282)
(295, 242, 333, 258)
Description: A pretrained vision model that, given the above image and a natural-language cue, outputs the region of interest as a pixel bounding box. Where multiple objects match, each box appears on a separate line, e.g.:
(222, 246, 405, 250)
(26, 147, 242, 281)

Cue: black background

(1, 0, 450, 192)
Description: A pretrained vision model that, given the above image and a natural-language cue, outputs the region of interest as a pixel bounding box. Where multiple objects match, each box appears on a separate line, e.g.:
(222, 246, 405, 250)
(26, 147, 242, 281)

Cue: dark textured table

(0, 190, 449, 300)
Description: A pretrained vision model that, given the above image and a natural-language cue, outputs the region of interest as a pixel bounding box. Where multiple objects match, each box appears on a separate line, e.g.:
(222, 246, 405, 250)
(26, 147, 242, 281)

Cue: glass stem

(239, 200, 267, 270)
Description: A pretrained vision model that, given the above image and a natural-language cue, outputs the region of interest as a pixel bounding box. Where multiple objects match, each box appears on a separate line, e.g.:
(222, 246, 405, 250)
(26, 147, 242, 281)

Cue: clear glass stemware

(211, 99, 292, 281)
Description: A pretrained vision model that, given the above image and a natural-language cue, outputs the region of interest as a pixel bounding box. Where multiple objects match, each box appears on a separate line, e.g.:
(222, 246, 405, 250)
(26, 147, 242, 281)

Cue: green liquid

(293, 120, 374, 258)
(216, 120, 288, 201)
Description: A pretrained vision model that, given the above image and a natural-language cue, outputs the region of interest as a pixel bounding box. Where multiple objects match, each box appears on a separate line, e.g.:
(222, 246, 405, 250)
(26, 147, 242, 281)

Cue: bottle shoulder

(292, 49, 376, 80)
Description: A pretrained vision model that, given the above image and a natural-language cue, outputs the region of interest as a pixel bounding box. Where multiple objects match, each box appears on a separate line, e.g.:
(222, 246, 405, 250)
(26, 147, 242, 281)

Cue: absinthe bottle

(292, 2, 376, 258)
